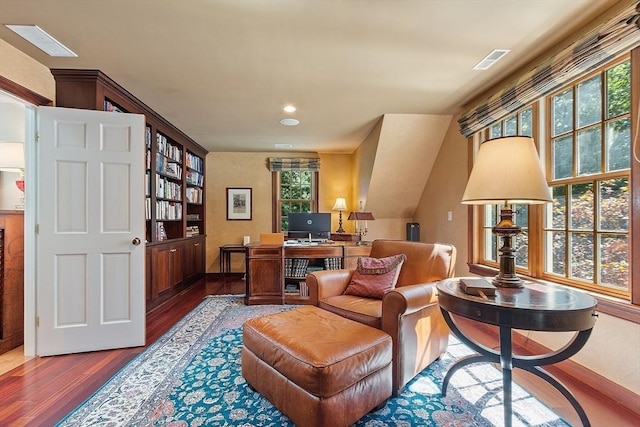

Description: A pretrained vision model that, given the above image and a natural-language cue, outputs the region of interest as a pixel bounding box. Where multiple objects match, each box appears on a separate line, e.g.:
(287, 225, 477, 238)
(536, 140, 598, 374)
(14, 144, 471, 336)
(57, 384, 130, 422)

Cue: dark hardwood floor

(0, 275, 637, 426)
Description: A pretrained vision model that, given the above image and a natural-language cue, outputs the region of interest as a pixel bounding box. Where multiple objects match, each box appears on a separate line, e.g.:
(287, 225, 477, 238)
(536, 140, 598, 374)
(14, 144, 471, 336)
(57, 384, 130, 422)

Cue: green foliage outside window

(279, 170, 313, 231)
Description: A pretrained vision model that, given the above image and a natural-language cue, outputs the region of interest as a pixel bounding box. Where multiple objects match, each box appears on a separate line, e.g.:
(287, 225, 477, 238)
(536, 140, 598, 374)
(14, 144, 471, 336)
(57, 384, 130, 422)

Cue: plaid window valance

(268, 157, 320, 171)
(458, 1, 640, 138)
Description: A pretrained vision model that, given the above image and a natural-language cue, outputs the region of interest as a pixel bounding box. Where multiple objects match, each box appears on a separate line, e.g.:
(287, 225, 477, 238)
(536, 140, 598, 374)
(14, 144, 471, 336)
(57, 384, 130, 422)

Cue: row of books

(145, 126, 152, 149)
(185, 187, 203, 204)
(104, 99, 125, 113)
(156, 200, 182, 220)
(185, 152, 204, 172)
(157, 133, 182, 162)
(155, 222, 168, 241)
(186, 213, 200, 220)
(284, 281, 309, 297)
(156, 175, 182, 200)
(186, 170, 204, 187)
(186, 225, 200, 237)
(156, 154, 182, 179)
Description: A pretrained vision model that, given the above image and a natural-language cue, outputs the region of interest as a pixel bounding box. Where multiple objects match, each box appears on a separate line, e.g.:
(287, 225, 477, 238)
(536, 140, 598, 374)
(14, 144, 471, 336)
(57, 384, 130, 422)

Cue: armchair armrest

(382, 282, 439, 322)
(306, 269, 354, 306)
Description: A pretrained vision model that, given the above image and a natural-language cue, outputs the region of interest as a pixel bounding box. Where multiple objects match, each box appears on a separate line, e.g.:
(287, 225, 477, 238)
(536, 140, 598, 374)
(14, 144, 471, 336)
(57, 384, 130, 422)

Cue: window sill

(467, 263, 640, 324)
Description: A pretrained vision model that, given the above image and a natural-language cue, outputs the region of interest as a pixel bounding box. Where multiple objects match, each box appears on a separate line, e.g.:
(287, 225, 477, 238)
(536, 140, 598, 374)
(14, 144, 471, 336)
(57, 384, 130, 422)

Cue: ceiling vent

(473, 49, 510, 70)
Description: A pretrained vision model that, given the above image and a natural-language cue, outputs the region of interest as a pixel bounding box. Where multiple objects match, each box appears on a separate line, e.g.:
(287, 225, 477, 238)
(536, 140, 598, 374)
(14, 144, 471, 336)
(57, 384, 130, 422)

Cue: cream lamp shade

(462, 136, 551, 205)
(332, 197, 348, 211)
(0, 141, 25, 173)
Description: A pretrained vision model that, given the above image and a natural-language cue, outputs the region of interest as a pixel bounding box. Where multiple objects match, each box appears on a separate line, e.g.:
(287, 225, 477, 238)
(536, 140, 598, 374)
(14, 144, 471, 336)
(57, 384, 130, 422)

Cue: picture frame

(226, 187, 252, 220)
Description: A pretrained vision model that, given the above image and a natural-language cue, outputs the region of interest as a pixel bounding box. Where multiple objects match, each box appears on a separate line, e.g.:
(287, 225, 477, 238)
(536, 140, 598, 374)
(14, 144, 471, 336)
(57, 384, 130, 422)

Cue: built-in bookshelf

(51, 69, 208, 311)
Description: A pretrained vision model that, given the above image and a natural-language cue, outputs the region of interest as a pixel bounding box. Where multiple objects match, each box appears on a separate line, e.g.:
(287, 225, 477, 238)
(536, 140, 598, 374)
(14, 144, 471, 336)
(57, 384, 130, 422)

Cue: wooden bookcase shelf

(51, 69, 207, 311)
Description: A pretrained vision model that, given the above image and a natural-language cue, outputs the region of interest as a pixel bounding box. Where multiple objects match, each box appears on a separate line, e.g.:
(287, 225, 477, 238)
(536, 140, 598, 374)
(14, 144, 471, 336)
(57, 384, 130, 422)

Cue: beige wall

(0, 39, 55, 102)
(413, 114, 470, 277)
(205, 151, 354, 272)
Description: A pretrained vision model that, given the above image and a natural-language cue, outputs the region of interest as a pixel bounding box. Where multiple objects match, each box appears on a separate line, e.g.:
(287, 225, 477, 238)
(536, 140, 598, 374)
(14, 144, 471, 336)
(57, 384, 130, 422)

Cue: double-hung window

(544, 57, 631, 297)
(268, 158, 319, 233)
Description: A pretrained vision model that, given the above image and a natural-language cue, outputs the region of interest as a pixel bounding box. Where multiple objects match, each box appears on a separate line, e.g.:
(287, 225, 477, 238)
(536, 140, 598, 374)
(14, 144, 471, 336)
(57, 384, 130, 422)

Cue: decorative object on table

(332, 197, 348, 233)
(461, 136, 552, 287)
(56, 296, 569, 427)
(459, 278, 496, 298)
(0, 141, 25, 210)
(226, 187, 252, 220)
(347, 201, 375, 244)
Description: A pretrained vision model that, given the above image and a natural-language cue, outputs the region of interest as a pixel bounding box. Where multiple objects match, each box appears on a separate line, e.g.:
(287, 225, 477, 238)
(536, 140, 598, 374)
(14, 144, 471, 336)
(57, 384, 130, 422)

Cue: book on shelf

(186, 225, 200, 237)
(156, 222, 167, 241)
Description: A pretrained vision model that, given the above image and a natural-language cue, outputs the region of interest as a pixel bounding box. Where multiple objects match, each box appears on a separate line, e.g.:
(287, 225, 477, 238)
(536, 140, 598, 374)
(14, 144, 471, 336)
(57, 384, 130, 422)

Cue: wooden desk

(436, 278, 597, 427)
(245, 243, 370, 305)
(219, 244, 246, 273)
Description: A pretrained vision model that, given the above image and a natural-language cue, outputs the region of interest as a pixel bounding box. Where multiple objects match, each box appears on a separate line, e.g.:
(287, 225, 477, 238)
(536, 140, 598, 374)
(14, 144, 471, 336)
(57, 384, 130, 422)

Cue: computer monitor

(287, 213, 331, 240)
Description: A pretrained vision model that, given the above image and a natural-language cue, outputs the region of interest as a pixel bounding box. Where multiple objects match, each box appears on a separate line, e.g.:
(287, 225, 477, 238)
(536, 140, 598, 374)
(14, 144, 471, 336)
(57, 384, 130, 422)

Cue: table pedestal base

(440, 309, 592, 427)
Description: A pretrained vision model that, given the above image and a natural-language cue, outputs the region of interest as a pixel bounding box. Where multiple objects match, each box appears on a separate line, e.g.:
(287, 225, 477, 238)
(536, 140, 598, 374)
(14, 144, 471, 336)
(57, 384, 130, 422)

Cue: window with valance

(268, 157, 320, 232)
(458, 1, 640, 137)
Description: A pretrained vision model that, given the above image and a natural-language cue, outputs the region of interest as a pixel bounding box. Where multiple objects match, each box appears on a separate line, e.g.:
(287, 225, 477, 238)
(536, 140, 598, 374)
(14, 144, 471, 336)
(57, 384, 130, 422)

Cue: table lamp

(348, 201, 375, 243)
(332, 197, 348, 233)
(461, 136, 552, 287)
(0, 141, 26, 209)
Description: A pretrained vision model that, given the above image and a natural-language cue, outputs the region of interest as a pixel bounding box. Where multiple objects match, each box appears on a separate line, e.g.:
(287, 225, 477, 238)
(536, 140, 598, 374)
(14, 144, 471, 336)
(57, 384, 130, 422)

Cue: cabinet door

(184, 237, 205, 281)
(246, 246, 283, 305)
(170, 243, 184, 288)
(153, 245, 173, 295)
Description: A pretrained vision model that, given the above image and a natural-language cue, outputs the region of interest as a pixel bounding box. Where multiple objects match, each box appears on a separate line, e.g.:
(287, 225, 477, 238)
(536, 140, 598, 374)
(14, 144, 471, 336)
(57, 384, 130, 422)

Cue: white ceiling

(0, 0, 620, 153)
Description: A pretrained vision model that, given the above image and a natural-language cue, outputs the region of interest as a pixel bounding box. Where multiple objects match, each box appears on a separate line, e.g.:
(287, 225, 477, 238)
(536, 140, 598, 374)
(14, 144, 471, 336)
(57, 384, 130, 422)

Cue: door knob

(132, 237, 141, 246)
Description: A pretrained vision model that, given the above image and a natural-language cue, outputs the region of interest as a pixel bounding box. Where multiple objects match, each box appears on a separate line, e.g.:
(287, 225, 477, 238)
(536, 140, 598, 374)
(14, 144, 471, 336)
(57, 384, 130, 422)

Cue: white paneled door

(36, 106, 146, 356)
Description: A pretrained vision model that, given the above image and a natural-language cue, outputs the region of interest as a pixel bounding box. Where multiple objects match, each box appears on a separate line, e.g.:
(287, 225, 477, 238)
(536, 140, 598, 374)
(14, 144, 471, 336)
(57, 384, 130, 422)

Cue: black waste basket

(406, 223, 420, 241)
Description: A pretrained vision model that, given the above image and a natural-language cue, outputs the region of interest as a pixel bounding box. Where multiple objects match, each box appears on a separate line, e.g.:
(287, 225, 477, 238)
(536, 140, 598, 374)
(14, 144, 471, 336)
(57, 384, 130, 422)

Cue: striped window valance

(268, 157, 320, 171)
(458, 1, 640, 138)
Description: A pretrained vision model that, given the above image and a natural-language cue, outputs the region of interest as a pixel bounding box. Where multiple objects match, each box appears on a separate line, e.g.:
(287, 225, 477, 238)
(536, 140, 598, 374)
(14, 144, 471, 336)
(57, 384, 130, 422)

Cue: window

(473, 54, 634, 301)
(544, 58, 631, 297)
(275, 170, 318, 232)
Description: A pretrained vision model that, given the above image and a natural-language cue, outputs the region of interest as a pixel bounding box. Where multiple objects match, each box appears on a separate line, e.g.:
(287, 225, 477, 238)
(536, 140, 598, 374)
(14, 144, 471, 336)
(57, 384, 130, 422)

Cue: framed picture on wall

(226, 187, 252, 220)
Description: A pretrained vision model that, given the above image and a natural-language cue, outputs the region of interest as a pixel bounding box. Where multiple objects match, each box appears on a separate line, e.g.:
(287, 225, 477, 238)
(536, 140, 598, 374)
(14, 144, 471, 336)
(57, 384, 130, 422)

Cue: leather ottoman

(242, 305, 392, 427)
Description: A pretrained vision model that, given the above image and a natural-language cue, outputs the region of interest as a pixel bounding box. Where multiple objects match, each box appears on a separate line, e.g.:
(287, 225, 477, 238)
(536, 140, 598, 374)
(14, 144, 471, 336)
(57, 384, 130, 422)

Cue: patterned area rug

(57, 296, 568, 426)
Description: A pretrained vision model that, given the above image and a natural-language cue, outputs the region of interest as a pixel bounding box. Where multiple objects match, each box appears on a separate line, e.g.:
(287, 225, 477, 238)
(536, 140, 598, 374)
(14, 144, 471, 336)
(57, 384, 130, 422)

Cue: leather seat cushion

(243, 305, 391, 398)
(318, 295, 382, 329)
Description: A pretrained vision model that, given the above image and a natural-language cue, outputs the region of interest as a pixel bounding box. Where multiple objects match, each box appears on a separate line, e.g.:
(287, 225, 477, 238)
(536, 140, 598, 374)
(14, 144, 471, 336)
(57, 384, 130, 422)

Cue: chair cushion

(344, 254, 406, 299)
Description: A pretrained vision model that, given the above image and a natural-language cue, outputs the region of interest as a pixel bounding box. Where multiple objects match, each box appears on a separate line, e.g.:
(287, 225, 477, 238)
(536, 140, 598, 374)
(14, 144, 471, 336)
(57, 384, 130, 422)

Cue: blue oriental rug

(56, 296, 569, 426)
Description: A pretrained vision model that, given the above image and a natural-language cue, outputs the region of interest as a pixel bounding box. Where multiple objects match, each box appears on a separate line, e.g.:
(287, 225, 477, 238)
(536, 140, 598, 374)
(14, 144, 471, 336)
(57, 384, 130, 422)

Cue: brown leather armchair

(306, 239, 456, 395)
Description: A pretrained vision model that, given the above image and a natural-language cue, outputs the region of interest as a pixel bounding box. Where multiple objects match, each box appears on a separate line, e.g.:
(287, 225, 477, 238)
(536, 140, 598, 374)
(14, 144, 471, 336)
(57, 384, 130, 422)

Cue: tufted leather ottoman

(242, 305, 392, 427)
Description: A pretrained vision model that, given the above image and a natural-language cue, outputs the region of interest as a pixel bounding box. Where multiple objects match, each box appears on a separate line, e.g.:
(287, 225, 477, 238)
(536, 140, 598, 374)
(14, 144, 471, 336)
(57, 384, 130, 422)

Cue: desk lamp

(332, 197, 348, 233)
(461, 136, 551, 287)
(348, 201, 375, 243)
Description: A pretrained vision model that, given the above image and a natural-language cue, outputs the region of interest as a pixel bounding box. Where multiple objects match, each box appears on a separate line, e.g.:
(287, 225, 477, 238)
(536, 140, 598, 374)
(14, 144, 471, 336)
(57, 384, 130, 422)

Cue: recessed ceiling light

(275, 143, 293, 148)
(283, 105, 296, 113)
(280, 118, 300, 126)
(473, 49, 510, 70)
(5, 24, 77, 57)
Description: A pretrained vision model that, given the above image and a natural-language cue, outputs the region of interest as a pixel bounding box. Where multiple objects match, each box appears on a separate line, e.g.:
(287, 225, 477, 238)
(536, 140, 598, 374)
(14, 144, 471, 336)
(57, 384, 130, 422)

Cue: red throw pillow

(344, 254, 406, 299)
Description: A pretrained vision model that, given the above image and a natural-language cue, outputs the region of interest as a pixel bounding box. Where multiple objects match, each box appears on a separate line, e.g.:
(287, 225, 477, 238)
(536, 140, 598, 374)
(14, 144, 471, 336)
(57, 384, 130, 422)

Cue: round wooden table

(436, 278, 598, 427)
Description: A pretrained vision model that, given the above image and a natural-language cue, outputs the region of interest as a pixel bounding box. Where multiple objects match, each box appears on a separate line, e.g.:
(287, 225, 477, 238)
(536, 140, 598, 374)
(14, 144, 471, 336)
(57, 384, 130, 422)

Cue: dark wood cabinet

(245, 245, 284, 305)
(50, 69, 207, 312)
(245, 243, 371, 305)
(185, 236, 205, 282)
(0, 211, 24, 355)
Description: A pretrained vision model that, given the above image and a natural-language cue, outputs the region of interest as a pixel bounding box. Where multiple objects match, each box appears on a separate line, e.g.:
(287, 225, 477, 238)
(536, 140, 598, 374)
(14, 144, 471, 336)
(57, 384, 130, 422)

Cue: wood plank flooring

(0, 275, 637, 426)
